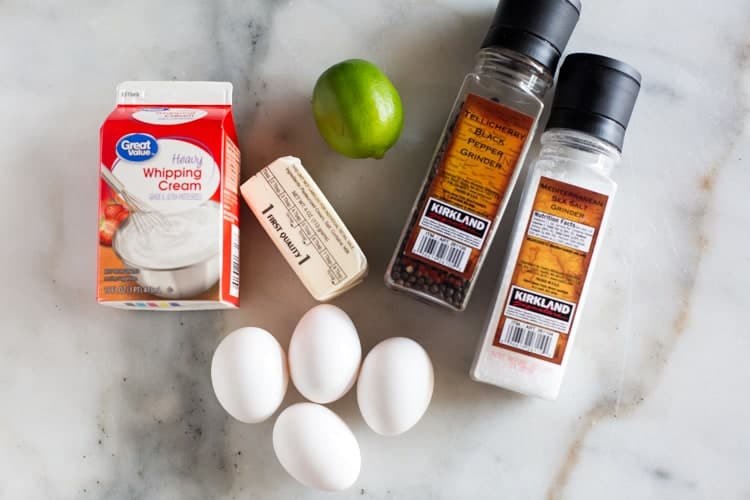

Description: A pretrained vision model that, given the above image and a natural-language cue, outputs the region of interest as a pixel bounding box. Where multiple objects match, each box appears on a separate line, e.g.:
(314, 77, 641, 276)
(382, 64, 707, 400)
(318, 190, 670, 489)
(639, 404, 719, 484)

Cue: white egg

(357, 337, 434, 436)
(272, 403, 361, 491)
(211, 327, 288, 423)
(288, 304, 361, 404)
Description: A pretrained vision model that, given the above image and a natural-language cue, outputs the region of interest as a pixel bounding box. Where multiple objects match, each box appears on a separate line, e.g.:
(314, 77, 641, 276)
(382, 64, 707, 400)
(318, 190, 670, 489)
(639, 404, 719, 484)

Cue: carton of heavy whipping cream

(241, 157, 367, 301)
(97, 82, 241, 310)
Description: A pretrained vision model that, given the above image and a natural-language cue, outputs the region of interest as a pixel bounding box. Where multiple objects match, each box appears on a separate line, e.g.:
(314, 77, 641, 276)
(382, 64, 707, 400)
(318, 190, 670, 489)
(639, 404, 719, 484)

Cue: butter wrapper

(241, 156, 368, 301)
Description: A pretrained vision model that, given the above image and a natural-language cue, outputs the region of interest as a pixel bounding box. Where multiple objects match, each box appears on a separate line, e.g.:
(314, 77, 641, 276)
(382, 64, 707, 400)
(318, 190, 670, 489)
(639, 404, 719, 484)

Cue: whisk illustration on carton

(99, 163, 168, 232)
(97, 81, 241, 310)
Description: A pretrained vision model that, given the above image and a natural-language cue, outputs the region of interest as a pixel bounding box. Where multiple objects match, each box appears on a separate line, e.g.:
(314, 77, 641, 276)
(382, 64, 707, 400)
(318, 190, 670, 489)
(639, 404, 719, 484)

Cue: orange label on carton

(405, 93, 534, 278)
(493, 177, 609, 364)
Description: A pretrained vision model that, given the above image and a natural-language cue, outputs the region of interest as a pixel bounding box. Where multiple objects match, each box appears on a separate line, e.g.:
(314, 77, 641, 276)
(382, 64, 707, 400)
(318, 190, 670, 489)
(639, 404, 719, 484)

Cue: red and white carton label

(97, 81, 240, 310)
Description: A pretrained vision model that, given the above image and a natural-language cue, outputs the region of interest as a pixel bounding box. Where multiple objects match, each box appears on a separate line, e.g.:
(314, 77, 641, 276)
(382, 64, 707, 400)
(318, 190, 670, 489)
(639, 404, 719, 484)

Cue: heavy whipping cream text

(111, 137, 220, 208)
(143, 155, 204, 191)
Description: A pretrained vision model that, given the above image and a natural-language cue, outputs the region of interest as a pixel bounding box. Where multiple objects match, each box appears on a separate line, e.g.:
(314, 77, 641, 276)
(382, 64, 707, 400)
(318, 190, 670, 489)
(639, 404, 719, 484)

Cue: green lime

(312, 59, 404, 159)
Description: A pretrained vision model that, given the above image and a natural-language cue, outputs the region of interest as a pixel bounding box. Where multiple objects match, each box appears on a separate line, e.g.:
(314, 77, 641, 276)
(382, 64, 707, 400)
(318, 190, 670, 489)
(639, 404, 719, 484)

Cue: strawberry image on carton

(97, 81, 240, 310)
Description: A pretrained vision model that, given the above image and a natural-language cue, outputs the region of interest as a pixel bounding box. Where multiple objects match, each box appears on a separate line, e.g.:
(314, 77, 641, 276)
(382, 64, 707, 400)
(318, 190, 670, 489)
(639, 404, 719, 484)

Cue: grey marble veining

(1, 0, 749, 499)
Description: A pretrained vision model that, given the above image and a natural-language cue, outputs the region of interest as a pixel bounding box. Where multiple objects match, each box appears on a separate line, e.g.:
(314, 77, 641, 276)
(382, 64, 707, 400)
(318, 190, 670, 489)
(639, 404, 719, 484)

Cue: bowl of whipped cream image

(113, 201, 221, 299)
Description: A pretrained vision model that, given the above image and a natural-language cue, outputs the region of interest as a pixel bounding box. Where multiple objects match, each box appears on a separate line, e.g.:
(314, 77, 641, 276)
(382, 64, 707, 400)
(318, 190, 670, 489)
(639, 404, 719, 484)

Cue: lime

(312, 59, 404, 159)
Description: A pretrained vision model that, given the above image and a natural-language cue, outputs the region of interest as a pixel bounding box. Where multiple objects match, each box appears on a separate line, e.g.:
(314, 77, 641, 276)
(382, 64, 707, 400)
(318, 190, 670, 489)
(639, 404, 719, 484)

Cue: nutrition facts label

(223, 138, 241, 225)
(260, 168, 348, 285)
(528, 211, 594, 253)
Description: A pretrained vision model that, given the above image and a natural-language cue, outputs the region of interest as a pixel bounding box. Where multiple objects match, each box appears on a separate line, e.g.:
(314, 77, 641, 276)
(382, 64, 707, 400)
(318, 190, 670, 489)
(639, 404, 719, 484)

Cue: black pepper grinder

(385, 0, 581, 311)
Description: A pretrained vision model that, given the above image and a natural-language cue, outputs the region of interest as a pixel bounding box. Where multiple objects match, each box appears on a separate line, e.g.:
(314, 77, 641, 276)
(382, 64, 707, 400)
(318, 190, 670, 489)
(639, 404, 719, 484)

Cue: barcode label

(229, 224, 240, 297)
(412, 229, 470, 272)
(499, 319, 558, 358)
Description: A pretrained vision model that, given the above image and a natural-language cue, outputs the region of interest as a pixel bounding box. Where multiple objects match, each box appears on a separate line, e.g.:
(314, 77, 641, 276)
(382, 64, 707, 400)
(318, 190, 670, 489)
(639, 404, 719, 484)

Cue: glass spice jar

(471, 54, 642, 399)
(385, 0, 581, 311)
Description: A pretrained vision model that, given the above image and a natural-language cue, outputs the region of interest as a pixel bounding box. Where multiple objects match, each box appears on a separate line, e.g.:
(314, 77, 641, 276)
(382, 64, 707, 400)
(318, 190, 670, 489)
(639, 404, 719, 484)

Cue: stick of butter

(241, 156, 368, 301)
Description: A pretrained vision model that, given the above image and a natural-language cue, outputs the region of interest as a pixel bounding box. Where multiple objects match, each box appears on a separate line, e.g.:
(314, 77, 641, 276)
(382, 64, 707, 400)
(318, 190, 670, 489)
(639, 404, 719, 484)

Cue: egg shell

(272, 403, 361, 491)
(211, 327, 288, 423)
(357, 337, 434, 436)
(288, 304, 361, 404)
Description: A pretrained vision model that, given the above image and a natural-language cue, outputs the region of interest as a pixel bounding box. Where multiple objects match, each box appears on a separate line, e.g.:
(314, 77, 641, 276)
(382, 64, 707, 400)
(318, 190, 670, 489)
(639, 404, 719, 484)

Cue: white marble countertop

(2, 0, 749, 498)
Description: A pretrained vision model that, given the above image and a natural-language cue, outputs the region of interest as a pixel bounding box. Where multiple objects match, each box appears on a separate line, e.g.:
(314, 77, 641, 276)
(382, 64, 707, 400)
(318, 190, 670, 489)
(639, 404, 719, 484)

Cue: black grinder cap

(481, 0, 581, 72)
(546, 53, 642, 151)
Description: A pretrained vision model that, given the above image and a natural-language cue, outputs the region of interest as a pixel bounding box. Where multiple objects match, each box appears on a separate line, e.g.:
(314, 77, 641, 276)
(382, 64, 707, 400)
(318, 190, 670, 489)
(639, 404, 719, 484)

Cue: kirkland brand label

(405, 93, 534, 278)
(419, 197, 490, 249)
(493, 177, 609, 364)
(505, 286, 576, 333)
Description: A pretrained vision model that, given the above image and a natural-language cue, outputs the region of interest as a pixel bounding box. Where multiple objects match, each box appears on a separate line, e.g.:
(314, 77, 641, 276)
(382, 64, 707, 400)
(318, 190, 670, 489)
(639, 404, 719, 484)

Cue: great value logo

(116, 133, 158, 162)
